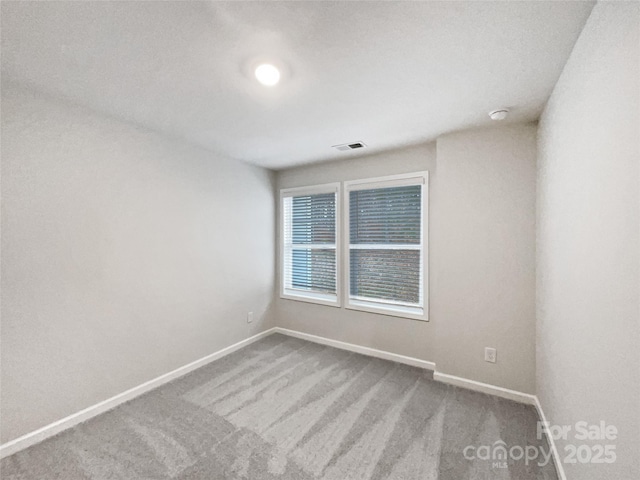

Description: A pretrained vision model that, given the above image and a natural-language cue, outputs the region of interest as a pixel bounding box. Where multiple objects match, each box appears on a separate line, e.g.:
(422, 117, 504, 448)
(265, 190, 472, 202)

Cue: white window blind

(282, 187, 338, 304)
(347, 175, 426, 318)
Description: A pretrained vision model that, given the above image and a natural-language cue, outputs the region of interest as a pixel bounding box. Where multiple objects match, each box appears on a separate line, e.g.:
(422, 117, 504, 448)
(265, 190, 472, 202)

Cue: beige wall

(433, 124, 537, 394)
(537, 3, 640, 479)
(0, 84, 276, 443)
(276, 144, 438, 361)
(276, 123, 537, 394)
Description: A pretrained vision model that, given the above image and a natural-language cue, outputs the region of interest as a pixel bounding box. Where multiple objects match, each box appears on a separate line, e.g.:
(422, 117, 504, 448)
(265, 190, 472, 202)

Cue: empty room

(1, 1, 638, 479)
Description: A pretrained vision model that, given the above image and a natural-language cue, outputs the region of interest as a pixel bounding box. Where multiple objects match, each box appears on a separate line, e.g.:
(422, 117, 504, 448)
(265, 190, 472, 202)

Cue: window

(345, 172, 428, 320)
(280, 172, 427, 320)
(280, 184, 339, 306)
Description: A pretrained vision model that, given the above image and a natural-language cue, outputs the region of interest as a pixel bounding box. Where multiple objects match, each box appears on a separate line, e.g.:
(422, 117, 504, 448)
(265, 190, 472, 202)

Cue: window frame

(279, 182, 341, 307)
(343, 172, 429, 321)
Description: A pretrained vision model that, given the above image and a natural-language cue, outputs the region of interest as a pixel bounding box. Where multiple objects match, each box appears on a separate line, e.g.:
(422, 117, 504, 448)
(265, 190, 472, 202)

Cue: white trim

(274, 327, 435, 370)
(432, 372, 565, 479)
(344, 301, 426, 321)
(0, 328, 277, 459)
(0, 325, 565, 480)
(433, 371, 537, 405)
(344, 171, 429, 321)
(343, 172, 427, 191)
(533, 396, 567, 480)
(280, 182, 340, 197)
(281, 291, 340, 307)
(279, 183, 341, 308)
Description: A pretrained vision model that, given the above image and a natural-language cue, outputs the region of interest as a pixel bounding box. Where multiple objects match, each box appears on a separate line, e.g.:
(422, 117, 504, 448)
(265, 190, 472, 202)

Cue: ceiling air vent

(332, 141, 367, 152)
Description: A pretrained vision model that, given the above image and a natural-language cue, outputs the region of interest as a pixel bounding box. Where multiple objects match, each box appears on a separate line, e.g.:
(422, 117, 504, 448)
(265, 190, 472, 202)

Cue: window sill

(281, 290, 340, 308)
(346, 298, 428, 321)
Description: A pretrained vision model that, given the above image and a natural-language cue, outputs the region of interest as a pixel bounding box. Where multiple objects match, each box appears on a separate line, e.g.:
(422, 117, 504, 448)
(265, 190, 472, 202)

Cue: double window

(280, 172, 428, 320)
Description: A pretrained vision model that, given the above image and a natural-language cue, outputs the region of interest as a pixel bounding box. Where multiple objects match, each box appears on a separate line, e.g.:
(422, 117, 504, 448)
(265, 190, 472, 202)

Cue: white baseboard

(533, 396, 567, 480)
(0, 328, 276, 459)
(433, 371, 537, 405)
(274, 327, 436, 370)
(0, 323, 565, 480)
(433, 371, 565, 479)
(276, 329, 565, 478)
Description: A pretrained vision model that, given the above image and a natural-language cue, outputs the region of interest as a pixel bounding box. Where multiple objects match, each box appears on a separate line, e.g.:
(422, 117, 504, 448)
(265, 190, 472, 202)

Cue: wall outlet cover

(484, 347, 497, 363)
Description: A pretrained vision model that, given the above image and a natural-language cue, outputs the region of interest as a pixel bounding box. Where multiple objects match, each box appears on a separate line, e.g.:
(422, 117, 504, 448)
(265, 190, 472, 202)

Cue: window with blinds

(346, 173, 427, 318)
(281, 185, 339, 305)
(280, 173, 427, 318)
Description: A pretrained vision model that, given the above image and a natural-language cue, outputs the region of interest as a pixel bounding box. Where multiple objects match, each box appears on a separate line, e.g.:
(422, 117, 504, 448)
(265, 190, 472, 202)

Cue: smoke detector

(332, 142, 367, 152)
(489, 109, 509, 121)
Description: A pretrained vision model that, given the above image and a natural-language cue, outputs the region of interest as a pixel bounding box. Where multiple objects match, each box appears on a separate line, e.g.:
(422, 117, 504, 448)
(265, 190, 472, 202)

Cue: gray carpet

(1, 334, 558, 479)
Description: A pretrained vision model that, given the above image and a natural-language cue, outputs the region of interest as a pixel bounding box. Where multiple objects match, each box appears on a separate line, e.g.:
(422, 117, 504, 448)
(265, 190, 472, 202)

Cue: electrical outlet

(247, 312, 253, 324)
(484, 347, 497, 363)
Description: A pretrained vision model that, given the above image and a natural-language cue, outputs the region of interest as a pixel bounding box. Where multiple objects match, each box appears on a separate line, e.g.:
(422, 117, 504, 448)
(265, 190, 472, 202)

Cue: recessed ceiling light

(254, 63, 280, 86)
(489, 109, 509, 121)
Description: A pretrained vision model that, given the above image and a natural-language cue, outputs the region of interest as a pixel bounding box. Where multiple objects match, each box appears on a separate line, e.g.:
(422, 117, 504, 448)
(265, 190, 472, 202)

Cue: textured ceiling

(1, 1, 594, 169)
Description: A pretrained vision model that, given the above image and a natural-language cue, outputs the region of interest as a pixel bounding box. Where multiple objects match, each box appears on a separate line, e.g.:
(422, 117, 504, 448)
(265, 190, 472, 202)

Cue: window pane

(350, 249, 420, 304)
(292, 248, 336, 293)
(283, 190, 337, 300)
(292, 193, 336, 244)
(350, 185, 421, 244)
